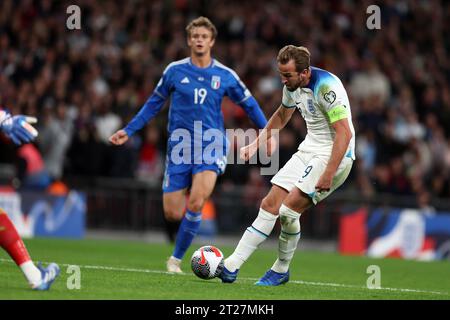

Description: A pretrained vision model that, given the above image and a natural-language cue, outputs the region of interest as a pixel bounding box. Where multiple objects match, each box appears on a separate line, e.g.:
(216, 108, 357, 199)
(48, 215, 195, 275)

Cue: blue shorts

(162, 159, 227, 193)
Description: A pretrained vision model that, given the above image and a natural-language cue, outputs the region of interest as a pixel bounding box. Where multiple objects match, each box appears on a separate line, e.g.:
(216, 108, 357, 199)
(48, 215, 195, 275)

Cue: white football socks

(225, 208, 278, 272)
(20, 261, 42, 288)
(272, 204, 301, 274)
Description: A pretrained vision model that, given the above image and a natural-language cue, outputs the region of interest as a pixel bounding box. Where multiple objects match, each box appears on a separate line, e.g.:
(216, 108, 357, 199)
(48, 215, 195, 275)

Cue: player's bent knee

(164, 207, 184, 221)
(260, 195, 281, 215)
(283, 188, 312, 213)
(187, 196, 206, 213)
(278, 204, 301, 232)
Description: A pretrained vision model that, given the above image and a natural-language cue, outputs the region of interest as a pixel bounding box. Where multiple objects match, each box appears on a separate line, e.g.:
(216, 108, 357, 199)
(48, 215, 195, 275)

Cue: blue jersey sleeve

(123, 66, 174, 137)
(238, 97, 267, 129)
(154, 66, 174, 99)
(226, 73, 267, 129)
(226, 72, 251, 105)
(124, 93, 166, 137)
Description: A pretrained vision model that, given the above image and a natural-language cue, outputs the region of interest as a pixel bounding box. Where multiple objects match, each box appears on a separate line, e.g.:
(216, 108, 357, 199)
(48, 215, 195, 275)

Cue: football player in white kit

(219, 45, 355, 285)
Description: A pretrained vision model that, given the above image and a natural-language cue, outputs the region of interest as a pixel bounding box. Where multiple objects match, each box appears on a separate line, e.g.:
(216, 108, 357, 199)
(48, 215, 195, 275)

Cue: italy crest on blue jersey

(211, 75, 221, 90)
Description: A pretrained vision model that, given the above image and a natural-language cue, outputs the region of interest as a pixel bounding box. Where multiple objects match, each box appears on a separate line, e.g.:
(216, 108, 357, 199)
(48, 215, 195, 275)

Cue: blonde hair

(277, 45, 311, 71)
(185, 16, 218, 40)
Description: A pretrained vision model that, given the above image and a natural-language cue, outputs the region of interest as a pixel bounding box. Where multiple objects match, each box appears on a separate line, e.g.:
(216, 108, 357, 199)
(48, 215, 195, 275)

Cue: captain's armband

(327, 105, 348, 123)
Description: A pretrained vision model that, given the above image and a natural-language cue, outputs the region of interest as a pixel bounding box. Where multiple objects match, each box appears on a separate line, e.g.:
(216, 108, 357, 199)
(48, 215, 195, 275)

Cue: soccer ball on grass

(191, 245, 224, 280)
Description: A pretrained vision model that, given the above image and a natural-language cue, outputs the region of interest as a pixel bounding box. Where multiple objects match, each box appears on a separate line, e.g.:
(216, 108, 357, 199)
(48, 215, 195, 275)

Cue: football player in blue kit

(109, 17, 268, 273)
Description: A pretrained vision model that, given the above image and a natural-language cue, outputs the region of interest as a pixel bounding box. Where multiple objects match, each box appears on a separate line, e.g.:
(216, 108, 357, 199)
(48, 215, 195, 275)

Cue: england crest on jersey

(211, 76, 221, 90)
(307, 99, 316, 114)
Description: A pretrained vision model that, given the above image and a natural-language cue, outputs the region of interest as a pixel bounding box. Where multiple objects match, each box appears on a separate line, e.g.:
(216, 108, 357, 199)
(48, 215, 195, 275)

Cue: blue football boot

(218, 266, 239, 283)
(255, 269, 289, 286)
(32, 262, 60, 291)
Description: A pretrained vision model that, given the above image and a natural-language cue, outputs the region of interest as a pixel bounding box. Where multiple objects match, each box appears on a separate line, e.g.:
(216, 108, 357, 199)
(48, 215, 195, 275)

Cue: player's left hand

(315, 172, 333, 193)
(0, 111, 38, 145)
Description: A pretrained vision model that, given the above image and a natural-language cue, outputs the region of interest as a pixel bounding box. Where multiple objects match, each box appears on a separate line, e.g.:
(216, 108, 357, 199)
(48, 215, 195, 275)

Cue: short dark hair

(277, 45, 311, 72)
(185, 16, 218, 40)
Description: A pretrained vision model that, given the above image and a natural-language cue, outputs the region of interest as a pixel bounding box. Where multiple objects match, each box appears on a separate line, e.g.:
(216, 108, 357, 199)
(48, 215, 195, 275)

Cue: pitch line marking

(1, 258, 448, 296)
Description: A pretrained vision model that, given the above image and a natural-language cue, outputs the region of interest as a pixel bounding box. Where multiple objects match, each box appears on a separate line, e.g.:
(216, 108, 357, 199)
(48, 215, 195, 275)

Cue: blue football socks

(172, 210, 202, 260)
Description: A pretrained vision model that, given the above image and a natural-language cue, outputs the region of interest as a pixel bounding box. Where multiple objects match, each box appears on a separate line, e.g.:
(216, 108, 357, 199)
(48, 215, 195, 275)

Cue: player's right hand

(109, 129, 129, 145)
(240, 142, 258, 161)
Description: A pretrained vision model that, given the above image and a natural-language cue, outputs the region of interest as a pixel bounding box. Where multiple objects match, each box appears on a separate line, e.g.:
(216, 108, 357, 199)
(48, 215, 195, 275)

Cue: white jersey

(282, 67, 356, 160)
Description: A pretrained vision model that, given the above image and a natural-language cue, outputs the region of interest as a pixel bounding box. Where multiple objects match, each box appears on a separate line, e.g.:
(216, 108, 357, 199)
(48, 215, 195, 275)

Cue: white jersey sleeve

(314, 74, 349, 124)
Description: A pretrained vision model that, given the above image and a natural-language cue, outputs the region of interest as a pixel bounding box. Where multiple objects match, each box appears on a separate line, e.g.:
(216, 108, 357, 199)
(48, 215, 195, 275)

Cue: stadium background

(0, 0, 449, 256)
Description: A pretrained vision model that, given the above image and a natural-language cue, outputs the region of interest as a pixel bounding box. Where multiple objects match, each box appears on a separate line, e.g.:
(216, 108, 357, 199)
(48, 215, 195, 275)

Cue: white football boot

(166, 256, 183, 273)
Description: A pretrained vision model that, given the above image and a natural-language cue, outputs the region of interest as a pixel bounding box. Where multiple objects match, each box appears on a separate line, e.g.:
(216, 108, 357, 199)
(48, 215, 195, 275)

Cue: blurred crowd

(1, 0, 450, 207)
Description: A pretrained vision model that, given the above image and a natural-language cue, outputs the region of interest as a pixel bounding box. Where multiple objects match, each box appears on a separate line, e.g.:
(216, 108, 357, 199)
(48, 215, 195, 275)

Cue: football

(190, 245, 224, 280)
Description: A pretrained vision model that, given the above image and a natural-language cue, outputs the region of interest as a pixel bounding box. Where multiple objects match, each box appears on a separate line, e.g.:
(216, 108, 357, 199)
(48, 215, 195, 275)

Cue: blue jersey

(124, 57, 267, 174)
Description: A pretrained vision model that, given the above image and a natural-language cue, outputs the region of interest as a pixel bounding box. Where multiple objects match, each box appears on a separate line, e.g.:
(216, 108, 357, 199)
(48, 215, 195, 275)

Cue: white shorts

(270, 150, 353, 204)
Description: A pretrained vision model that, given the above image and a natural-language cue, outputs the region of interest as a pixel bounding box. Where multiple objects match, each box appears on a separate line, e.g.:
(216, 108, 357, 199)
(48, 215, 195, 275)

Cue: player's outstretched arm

(110, 62, 174, 146)
(240, 105, 295, 161)
(109, 88, 167, 146)
(0, 109, 39, 145)
(109, 129, 129, 145)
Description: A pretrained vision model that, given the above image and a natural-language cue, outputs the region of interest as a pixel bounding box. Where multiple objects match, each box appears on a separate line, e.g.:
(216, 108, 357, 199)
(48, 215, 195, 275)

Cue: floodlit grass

(0, 238, 449, 300)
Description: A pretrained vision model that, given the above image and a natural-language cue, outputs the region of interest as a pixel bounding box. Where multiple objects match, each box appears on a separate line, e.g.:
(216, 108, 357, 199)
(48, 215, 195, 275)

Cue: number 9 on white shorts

(270, 150, 353, 205)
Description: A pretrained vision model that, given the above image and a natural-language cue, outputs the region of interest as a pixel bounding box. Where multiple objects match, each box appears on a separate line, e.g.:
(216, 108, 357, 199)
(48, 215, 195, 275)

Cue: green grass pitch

(0, 237, 449, 300)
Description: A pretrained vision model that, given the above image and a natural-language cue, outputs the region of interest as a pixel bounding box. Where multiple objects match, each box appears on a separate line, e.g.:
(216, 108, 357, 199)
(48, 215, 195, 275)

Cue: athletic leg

(170, 170, 217, 269)
(0, 208, 60, 290)
(256, 156, 353, 286)
(163, 188, 187, 243)
(162, 168, 190, 272)
(255, 187, 311, 286)
(223, 185, 287, 275)
(272, 187, 311, 272)
(220, 150, 309, 283)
